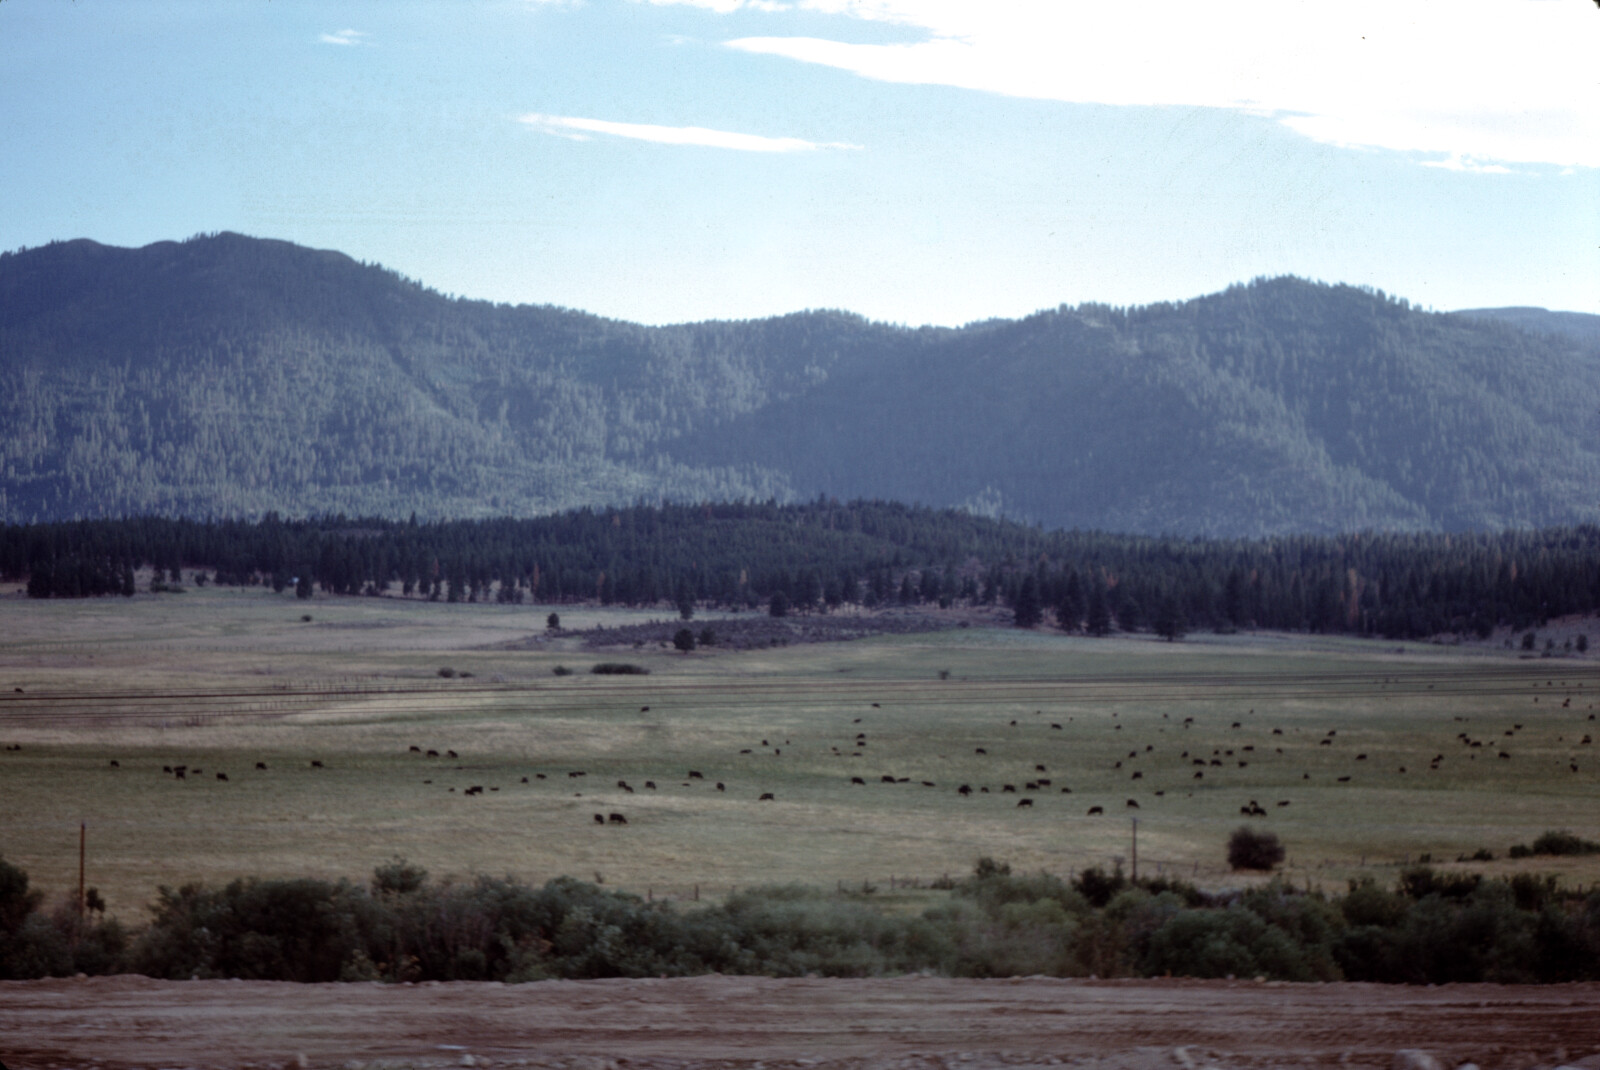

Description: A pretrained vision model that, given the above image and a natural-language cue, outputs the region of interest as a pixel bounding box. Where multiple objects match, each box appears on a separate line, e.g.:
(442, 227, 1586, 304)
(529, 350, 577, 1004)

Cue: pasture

(1, 585, 1597, 916)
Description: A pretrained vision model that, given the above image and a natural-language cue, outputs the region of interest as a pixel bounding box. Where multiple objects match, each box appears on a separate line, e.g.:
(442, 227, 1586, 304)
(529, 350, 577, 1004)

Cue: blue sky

(2, 0, 1596, 325)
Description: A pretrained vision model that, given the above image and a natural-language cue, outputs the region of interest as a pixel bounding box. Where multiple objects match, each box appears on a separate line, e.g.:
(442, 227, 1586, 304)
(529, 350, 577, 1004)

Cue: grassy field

(2, 584, 1598, 917)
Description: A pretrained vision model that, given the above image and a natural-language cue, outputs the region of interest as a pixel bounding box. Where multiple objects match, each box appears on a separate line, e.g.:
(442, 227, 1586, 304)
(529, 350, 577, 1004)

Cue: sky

(1, 0, 1597, 326)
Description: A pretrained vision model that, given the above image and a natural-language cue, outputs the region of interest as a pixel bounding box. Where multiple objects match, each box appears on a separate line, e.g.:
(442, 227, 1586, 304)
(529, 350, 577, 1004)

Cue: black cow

(758, 792, 774, 801)
(609, 813, 627, 824)
(1016, 798, 1033, 808)
(256, 762, 267, 770)
(852, 777, 866, 785)
(1087, 805, 1104, 815)
(216, 772, 228, 781)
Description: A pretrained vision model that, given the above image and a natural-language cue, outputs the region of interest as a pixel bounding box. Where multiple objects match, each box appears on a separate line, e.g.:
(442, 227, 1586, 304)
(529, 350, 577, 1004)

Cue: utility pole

(77, 821, 86, 921)
(1130, 817, 1139, 882)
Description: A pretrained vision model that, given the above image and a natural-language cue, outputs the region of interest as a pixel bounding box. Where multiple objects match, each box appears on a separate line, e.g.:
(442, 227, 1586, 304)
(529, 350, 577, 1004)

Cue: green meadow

(2, 585, 1597, 916)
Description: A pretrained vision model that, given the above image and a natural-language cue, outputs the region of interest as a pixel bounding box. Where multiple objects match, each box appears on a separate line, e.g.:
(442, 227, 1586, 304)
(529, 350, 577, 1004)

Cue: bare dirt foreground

(2, 977, 1598, 1070)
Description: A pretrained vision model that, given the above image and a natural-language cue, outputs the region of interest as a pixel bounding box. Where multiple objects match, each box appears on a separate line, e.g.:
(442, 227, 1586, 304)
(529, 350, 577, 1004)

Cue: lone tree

(546, 612, 560, 631)
(1012, 575, 1042, 628)
(1153, 594, 1188, 642)
(673, 628, 696, 653)
(769, 591, 790, 618)
(1227, 826, 1286, 871)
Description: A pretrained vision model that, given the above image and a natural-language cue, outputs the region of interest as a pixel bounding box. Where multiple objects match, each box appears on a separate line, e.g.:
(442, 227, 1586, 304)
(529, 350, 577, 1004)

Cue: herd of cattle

(76, 677, 1592, 831)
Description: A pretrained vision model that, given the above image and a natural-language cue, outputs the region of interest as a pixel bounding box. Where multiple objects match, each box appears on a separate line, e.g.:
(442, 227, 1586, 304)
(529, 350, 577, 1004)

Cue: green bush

(1227, 827, 1285, 871)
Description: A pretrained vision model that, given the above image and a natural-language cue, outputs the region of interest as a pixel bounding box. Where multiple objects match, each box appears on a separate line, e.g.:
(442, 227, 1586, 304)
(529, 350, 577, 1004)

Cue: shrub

(1227, 827, 1285, 871)
(1530, 830, 1600, 856)
(551, 665, 572, 676)
(437, 667, 456, 678)
(591, 663, 649, 675)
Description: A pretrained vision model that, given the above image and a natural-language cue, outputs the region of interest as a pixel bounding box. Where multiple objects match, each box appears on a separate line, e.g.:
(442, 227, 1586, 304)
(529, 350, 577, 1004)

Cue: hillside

(3, 234, 1598, 534)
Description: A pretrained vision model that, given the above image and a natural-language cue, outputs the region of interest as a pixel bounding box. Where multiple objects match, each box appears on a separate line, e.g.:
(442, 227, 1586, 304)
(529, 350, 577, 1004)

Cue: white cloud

(519, 112, 860, 151)
(318, 29, 369, 46)
(697, 0, 1600, 170)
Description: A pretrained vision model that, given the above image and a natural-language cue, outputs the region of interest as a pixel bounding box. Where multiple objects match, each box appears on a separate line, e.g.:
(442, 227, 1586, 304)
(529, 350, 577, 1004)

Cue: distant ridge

(2, 233, 1598, 534)
(1454, 307, 1600, 350)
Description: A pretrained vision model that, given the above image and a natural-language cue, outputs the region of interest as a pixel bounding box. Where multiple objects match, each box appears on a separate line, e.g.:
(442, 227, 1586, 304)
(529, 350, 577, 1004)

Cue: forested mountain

(3, 234, 1598, 535)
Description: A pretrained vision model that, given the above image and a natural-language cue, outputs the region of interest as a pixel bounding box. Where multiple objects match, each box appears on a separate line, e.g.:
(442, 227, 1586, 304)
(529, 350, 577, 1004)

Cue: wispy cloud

(680, 0, 1600, 170)
(519, 112, 860, 152)
(318, 29, 369, 46)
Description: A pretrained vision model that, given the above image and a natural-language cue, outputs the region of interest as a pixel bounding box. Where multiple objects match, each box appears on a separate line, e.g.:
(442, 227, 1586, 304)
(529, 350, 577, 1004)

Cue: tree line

(4, 851, 1600, 985)
(3, 501, 1598, 641)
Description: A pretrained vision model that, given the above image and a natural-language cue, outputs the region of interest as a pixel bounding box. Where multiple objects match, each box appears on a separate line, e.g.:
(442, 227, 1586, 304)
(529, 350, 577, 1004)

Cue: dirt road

(2, 975, 1597, 1070)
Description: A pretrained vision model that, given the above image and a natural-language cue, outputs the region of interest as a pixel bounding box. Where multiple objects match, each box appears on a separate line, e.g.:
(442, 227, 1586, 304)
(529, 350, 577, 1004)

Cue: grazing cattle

(1327, 730, 1337, 737)
(1242, 746, 1254, 752)
(1126, 799, 1140, 809)
(975, 747, 987, 755)
(427, 750, 439, 757)
(594, 814, 605, 824)
(1051, 723, 1062, 730)
(623, 784, 635, 793)
(641, 706, 650, 712)
(1194, 772, 1203, 779)
(609, 813, 627, 824)
(1231, 722, 1241, 728)
(1025, 781, 1038, 790)
(1017, 798, 1034, 808)
(192, 769, 203, 775)
(644, 780, 655, 789)
(216, 772, 228, 781)
(1238, 762, 1248, 768)
(409, 745, 421, 753)
(163, 765, 172, 773)
(1337, 775, 1351, 782)
(537, 773, 547, 780)
(1009, 720, 1017, 726)
(1087, 806, 1104, 815)
(759, 792, 775, 801)
(716, 782, 726, 792)
(1060, 786, 1072, 793)
(740, 749, 753, 754)
(423, 779, 432, 784)
(1356, 754, 1367, 760)
(256, 762, 267, 770)
(881, 775, 897, 783)
(311, 760, 324, 768)
(957, 784, 972, 795)
(109, 759, 120, 768)
(896, 777, 910, 783)
(521, 776, 529, 783)
(1036, 764, 1048, 772)
(446, 749, 459, 758)
(1573, 763, 1580, 773)
(761, 740, 769, 747)
(1320, 739, 1332, 746)
(1210, 759, 1222, 766)
(617, 780, 629, 788)
(1002, 784, 1017, 793)
(1277, 800, 1290, 807)
(980, 787, 990, 793)
(871, 703, 880, 708)
(852, 776, 866, 785)
(688, 770, 704, 779)
(1272, 728, 1283, 735)
(1131, 771, 1143, 780)
(922, 781, 935, 787)
(1499, 752, 1511, 760)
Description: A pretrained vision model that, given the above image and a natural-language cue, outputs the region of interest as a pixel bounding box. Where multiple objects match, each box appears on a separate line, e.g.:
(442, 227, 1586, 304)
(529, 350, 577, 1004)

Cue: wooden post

(78, 821, 86, 921)
(1130, 817, 1139, 882)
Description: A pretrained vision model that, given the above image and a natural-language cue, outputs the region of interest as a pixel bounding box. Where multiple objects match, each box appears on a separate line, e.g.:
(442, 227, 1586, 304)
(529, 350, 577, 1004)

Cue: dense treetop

(5, 501, 1598, 642)
(3, 234, 1599, 534)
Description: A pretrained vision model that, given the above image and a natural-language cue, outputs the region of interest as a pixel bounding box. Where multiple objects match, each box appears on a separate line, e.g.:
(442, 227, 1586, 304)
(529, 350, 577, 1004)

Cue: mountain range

(2, 233, 1597, 535)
